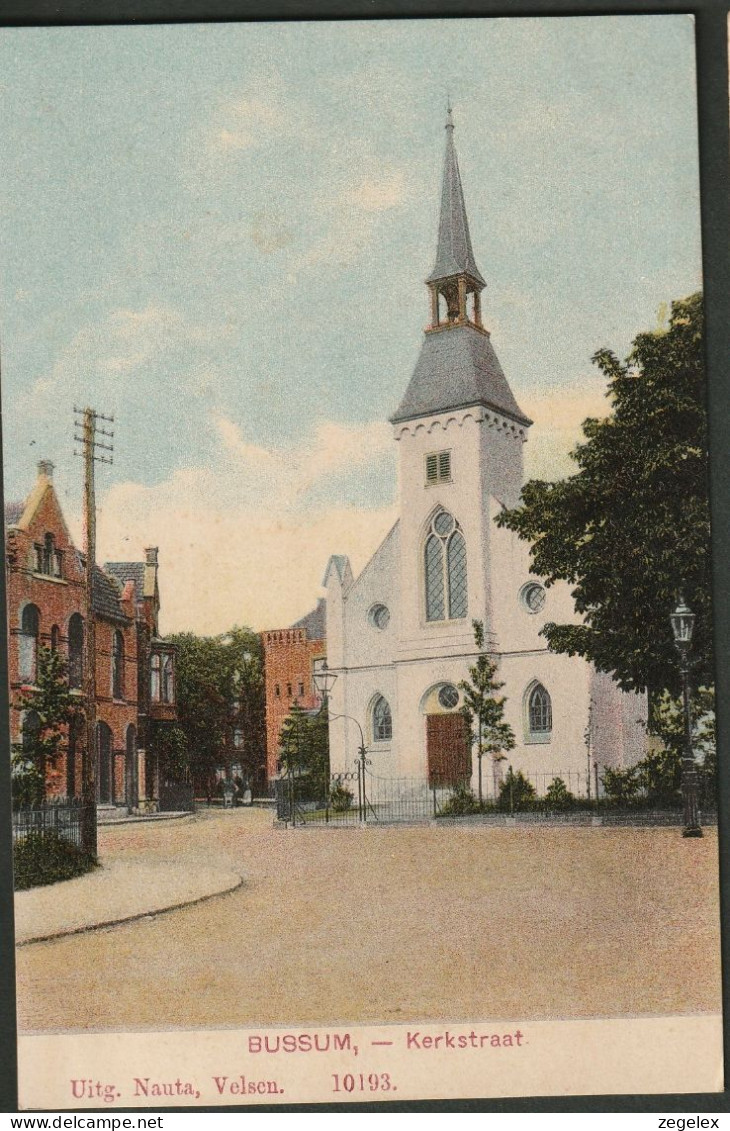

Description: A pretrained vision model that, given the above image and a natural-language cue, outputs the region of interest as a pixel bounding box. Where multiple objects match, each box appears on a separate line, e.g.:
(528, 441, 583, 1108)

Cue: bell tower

(390, 110, 532, 657)
(426, 106, 487, 333)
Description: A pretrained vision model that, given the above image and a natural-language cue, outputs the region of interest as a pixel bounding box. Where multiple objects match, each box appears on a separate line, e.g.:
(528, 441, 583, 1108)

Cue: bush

(329, 782, 354, 812)
(13, 831, 97, 891)
(544, 777, 576, 810)
(600, 765, 640, 807)
(440, 782, 482, 816)
(497, 768, 537, 812)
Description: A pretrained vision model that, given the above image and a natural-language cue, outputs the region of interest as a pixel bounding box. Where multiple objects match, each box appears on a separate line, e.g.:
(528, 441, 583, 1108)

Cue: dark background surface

(0, 0, 728, 1115)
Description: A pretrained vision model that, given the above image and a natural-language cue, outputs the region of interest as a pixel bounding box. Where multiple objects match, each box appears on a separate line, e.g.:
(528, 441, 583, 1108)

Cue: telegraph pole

(74, 407, 114, 859)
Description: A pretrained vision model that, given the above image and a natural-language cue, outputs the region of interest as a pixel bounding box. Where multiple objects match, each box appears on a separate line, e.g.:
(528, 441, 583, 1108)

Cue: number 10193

(332, 1073, 394, 1093)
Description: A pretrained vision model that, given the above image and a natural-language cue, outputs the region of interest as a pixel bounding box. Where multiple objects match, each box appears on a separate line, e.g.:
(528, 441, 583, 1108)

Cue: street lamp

(312, 661, 370, 821)
(670, 595, 703, 838)
(312, 660, 338, 705)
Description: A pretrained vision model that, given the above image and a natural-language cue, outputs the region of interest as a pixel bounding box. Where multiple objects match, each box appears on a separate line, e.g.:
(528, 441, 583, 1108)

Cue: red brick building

(6, 460, 176, 811)
(261, 598, 326, 781)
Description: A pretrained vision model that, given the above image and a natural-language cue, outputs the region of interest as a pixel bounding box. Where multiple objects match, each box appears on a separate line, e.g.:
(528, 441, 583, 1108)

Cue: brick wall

(260, 629, 325, 781)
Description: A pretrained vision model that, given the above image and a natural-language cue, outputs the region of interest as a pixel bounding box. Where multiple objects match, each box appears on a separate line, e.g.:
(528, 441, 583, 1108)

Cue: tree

(643, 686, 716, 806)
(13, 647, 82, 807)
(278, 702, 329, 782)
(459, 620, 516, 802)
(153, 724, 190, 784)
(496, 293, 711, 697)
(167, 627, 266, 795)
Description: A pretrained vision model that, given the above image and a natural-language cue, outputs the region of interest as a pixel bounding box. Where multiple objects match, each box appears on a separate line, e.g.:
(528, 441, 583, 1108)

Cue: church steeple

(426, 107, 486, 332)
(390, 111, 531, 429)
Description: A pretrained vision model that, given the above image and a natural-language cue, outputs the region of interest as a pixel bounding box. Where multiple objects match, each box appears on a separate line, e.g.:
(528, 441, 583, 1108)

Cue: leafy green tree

(459, 620, 516, 802)
(153, 724, 190, 784)
(496, 293, 711, 697)
(644, 686, 716, 806)
(278, 702, 329, 781)
(168, 627, 266, 795)
(13, 647, 82, 807)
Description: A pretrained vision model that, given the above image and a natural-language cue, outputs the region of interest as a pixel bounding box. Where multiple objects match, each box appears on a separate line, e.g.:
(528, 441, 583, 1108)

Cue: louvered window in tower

(424, 511, 468, 622)
(425, 450, 451, 486)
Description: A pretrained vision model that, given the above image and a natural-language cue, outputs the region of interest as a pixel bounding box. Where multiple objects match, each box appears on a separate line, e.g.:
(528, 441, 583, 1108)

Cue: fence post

(432, 782, 437, 819)
(594, 762, 600, 807)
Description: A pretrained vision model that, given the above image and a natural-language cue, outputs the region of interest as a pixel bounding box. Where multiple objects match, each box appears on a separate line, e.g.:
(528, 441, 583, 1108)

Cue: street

(15, 809, 722, 1033)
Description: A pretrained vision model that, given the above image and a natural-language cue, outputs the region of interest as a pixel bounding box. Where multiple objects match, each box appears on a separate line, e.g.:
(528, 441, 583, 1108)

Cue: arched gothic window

(526, 682, 552, 742)
(424, 510, 468, 622)
(372, 695, 392, 742)
(112, 631, 125, 700)
(19, 604, 40, 683)
(68, 614, 84, 689)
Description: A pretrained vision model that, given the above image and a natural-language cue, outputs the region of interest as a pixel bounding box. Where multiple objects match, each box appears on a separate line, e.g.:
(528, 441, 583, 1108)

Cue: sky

(0, 17, 702, 635)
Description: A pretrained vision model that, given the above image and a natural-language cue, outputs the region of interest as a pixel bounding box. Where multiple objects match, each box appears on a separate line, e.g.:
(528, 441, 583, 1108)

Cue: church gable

(340, 522, 400, 668)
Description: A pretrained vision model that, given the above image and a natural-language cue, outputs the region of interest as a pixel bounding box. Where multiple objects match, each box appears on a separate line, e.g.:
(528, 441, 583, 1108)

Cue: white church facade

(323, 112, 646, 795)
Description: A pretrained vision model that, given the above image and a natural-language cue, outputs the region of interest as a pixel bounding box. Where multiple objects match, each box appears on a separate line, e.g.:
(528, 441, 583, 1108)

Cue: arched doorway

(420, 683, 471, 786)
(96, 722, 114, 804)
(125, 725, 138, 811)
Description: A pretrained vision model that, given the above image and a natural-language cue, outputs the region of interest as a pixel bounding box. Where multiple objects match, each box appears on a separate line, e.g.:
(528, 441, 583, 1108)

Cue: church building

(323, 112, 646, 794)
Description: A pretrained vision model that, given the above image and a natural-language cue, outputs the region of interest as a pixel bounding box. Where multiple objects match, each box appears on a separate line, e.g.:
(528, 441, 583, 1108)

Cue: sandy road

(15, 808, 722, 1032)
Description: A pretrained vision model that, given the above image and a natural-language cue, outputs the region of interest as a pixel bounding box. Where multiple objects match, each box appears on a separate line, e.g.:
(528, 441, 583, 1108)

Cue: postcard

(0, 15, 723, 1109)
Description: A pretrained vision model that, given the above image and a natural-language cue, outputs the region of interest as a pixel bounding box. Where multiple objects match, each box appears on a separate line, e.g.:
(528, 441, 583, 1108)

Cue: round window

(438, 684, 459, 710)
(433, 511, 455, 537)
(521, 582, 546, 614)
(369, 603, 391, 630)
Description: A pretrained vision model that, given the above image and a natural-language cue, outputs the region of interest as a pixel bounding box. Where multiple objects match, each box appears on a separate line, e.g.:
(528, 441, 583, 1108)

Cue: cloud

(91, 412, 396, 634)
(522, 383, 610, 480)
(97, 475, 396, 638)
(213, 413, 393, 509)
(28, 304, 230, 418)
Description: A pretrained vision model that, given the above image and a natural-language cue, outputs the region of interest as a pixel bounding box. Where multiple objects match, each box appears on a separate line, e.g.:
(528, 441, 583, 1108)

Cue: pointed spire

(426, 108, 485, 287)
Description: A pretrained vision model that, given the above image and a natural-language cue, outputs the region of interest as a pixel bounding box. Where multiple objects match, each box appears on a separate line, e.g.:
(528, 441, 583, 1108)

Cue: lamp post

(312, 661, 370, 821)
(670, 596, 703, 838)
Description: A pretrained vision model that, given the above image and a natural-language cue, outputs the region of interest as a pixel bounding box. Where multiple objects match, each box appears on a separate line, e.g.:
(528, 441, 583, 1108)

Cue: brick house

(261, 598, 326, 782)
(105, 550, 177, 809)
(6, 459, 177, 811)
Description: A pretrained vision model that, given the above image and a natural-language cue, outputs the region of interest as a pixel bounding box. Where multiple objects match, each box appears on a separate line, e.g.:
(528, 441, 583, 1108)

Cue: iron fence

(12, 798, 83, 849)
(274, 761, 718, 826)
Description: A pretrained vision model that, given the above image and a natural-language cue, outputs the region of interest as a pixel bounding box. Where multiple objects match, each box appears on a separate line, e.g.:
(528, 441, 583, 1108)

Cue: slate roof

(4, 501, 24, 527)
(105, 561, 145, 601)
(291, 597, 326, 641)
(426, 112, 485, 288)
(92, 566, 130, 622)
(390, 323, 532, 427)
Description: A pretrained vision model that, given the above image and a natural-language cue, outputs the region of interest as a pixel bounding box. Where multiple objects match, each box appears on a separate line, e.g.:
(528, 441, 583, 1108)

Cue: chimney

(37, 459, 54, 480)
(145, 547, 159, 566)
